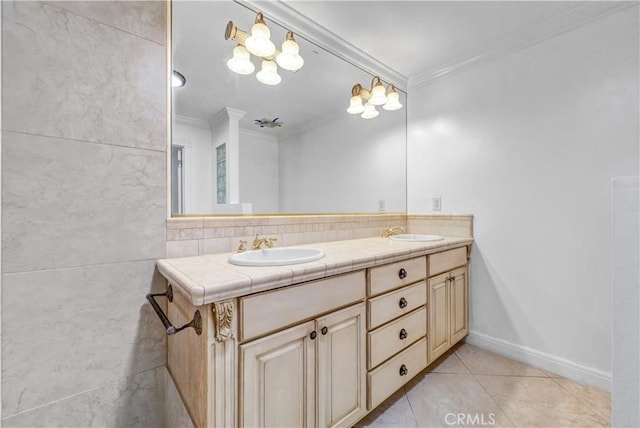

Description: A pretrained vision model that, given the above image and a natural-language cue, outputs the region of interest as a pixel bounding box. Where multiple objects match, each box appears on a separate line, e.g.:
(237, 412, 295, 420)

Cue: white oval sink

(390, 234, 444, 242)
(228, 248, 325, 267)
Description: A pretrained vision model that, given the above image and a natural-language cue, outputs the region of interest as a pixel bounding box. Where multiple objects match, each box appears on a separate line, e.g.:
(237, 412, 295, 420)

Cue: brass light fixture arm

(352, 76, 397, 101)
(225, 16, 292, 62)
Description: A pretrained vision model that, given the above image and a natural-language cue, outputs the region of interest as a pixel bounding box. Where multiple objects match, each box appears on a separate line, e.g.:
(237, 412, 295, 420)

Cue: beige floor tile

(354, 389, 417, 427)
(542, 369, 562, 378)
(426, 350, 471, 375)
(476, 375, 609, 427)
(455, 344, 547, 377)
(404, 372, 514, 427)
(552, 377, 611, 422)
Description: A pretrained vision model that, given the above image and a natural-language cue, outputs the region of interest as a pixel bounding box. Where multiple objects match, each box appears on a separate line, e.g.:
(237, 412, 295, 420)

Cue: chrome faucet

(381, 226, 405, 238)
(252, 233, 277, 250)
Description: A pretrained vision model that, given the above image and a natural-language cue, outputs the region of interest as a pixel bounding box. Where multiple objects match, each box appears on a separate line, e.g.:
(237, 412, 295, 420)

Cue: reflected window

(171, 145, 184, 215)
(216, 144, 227, 204)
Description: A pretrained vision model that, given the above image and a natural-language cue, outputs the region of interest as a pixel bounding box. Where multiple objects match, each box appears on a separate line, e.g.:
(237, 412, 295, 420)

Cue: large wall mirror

(171, 0, 407, 215)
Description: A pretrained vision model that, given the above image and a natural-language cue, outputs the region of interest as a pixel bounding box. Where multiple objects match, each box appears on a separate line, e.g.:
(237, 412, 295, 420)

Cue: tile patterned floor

(356, 342, 611, 428)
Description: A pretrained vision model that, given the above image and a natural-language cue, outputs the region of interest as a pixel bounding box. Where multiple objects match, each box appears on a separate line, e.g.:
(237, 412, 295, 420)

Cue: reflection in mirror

(171, 0, 407, 215)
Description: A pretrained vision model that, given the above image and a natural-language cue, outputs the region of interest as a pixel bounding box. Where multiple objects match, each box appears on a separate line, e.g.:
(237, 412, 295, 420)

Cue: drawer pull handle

(399, 328, 408, 340)
(399, 364, 408, 376)
(321, 326, 328, 335)
(399, 297, 408, 308)
(310, 331, 317, 340)
(398, 268, 407, 279)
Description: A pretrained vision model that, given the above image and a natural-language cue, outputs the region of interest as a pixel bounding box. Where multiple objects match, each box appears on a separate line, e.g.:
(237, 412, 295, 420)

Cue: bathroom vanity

(156, 236, 472, 428)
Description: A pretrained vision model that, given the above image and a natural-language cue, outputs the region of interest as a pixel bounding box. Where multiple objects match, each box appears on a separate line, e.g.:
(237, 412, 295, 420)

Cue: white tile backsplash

(166, 214, 473, 257)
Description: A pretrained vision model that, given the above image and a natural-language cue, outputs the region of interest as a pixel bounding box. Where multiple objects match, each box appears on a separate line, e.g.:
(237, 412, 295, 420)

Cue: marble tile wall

(1, 1, 167, 426)
(165, 214, 473, 258)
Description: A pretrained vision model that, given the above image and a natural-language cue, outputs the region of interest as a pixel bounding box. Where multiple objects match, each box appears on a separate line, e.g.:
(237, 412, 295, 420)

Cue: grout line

(0, 364, 166, 421)
(401, 385, 420, 427)
(2, 257, 163, 277)
(467, 370, 517, 427)
(2, 129, 166, 154)
(42, 1, 165, 47)
(549, 377, 611, 424)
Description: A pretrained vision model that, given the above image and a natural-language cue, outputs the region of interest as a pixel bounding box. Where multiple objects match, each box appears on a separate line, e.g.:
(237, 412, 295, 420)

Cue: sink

(228, 247, 325, 267)
(390, 234, 444, 242)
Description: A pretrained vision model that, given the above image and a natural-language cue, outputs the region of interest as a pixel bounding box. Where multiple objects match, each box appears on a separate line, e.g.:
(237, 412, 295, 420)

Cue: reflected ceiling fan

(254, 117, 283, 128)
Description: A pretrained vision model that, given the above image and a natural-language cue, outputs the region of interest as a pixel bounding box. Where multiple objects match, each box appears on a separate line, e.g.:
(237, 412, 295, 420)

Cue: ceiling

(172, 1, 607, 133)
(280, 1, 584, 80)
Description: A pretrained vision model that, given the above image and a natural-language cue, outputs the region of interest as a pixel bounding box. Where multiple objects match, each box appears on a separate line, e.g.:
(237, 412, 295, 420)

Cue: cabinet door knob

(310, 331, 317, 340)
(321, 326, 328, 335)
(399, 328, 408, 340)
(398, 268, 407, 279)
(399, 364, 408, 376)
(451, 275, 456, 281)
(399, 297, 408, 308)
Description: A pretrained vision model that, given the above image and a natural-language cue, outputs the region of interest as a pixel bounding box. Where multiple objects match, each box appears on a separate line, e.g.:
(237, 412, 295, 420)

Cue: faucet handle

(264, 238, 278, 248)
(237, 240, 248, 252)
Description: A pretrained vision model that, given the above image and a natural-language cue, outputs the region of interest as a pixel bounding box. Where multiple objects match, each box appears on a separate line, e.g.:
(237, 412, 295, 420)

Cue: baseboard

(466, 331, 612, 392)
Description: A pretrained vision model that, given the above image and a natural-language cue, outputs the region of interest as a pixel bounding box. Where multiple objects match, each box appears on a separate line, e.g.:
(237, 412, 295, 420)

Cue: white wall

(407, 7, 638, 389)
(279, 111, 406, 213)
(612, 177, 639, 425)
(173, 118, 213, 214)
(240, 129, 280, 213)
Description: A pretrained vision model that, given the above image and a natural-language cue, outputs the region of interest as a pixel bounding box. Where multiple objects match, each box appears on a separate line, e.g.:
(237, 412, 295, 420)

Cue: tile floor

(356, 342, 611, 428)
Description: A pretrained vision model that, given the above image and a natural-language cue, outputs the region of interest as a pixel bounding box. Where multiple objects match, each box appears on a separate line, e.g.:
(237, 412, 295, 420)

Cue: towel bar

(146, 285, 202, 336)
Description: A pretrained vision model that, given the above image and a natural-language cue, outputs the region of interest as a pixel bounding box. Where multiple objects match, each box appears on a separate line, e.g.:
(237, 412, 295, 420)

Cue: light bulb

(347, 95, 365, 114)
(383, 90, 403, 111)
(226, 45, 255, 75)
(369, 81, 387, 106)
(256, 60, 281, 85)
(244, 17, 276, 57)
(361, 103, 379, 119)
(276, 32, 304, 71)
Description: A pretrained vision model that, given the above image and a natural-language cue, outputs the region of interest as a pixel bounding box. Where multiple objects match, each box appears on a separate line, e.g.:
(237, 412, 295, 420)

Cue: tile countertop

(157, 236, 474, 306)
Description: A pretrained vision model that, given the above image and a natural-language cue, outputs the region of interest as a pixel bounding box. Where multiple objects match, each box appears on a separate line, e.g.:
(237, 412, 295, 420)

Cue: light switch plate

(432, 197, 442, 211)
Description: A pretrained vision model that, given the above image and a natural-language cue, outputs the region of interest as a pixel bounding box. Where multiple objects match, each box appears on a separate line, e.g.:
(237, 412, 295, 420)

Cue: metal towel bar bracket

(146, 285, 202, 336)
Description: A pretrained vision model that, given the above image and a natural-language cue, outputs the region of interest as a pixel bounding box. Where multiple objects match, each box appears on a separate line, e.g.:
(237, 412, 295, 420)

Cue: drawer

(429, 247, 467, 277)
(368, 307, 427, 370)
(368, 257, 426, 297)
(368, 337, 428, 409)
(239, 271, 365, 342)
(368, 281, 427, 330)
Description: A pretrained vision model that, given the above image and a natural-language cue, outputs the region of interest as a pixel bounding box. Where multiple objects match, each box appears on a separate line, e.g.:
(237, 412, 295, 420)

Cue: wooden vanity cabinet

(427, 247, 469, 363)
(165, 244, 471, 428)
(239, 272, 367, 428)
(366, 257, 429, 409)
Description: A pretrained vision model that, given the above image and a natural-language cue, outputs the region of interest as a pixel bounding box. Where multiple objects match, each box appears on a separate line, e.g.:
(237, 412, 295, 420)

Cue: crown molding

(238, 0, 408, 91)
(174, 114, 210, 129)
(239, 127, 279, 142)
(409, 1, 638, 89)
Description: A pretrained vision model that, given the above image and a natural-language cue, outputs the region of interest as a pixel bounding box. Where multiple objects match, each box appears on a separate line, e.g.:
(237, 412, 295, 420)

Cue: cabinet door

(450, 266, 469, 345)
(317, 303, 367, 428)
(240, 320, 316, 428)
(428, 274, 450, 363)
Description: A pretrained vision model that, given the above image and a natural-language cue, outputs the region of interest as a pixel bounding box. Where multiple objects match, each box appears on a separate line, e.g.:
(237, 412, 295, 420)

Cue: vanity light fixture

(225, 12, 304, 85)
(347, 76, 403, 119)
(172, 70, 186, 88)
